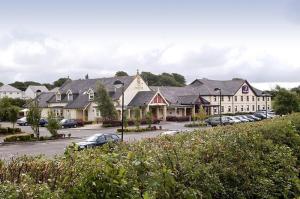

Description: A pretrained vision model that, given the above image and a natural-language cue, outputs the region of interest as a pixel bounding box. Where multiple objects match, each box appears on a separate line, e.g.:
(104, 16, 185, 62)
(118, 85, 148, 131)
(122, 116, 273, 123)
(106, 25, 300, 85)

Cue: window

(267, 106, 270, 110)
(267, 97, 270, 101)
(235, 96, 237, 101)
(247, 105, 249, 111)
(235, 106, 238, 112)
(214, 107, 217, 114)
(228, 106, 231, 112)
(262, 106, 265, 110)
(252, 96, 255, 101)
(241, 105, 244, 112)
(56, 93, 61, 101)
(241, 96, 243, 102)
(258, 105, 260, 110)
(246, 96, 249, 101)
(257, 97, 260, 101)
(221, 96, 224, 101)
(95, 109, 101, 117)
(221, 106, 224, 112)
(228, 96, 231, 101)
(262, 97, 265, 101)
(214, 96, 217, 102)
(68, 93, 73, 101)
(89, 91, 94, 101)
(252, 105, 255, 111)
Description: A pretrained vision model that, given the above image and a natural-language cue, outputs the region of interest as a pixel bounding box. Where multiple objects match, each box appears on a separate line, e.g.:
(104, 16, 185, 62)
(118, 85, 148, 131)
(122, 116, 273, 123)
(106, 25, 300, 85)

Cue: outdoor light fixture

(214, 88, 222, 125)
(113, 80, 125, 141)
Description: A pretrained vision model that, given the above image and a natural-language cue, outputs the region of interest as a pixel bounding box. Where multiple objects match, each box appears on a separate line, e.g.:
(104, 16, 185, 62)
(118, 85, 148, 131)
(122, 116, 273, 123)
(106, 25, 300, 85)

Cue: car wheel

(62, 126, 65, 129)
(24, 122, 28, 126)
(74, 124, 77, 128)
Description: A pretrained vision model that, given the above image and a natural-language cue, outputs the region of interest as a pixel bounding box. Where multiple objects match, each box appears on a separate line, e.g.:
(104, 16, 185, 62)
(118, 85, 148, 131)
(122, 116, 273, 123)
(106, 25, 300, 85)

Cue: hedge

(0, 127, 21, 135)
(116, 126, 158, 133)
(166, 116, 190, 122)
(0, 114, 300, 198)
(3, 133, 35, 142)
(102, 119, 160, 127)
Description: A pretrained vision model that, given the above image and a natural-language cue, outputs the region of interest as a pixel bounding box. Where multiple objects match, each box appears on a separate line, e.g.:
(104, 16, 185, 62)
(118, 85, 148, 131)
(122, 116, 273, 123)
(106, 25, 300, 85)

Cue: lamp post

(214, 88, 222, 125)
(113, 80, 125, 141)
(262, 92, 268, 119)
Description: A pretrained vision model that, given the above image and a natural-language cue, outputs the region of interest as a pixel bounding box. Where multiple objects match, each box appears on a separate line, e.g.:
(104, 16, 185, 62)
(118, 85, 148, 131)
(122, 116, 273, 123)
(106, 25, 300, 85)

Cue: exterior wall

(202, 82, 272, 115)
(41, 108, 50, 118)
(121, 75, 151, 106)
(63, 109, 78, 119)
(24, 89, 35, 99)
(0, 91, 23, 99)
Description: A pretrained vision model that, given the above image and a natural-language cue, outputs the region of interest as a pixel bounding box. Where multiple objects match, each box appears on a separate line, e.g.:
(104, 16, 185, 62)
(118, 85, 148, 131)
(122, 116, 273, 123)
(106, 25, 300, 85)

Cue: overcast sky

(0, 0, 299, 89)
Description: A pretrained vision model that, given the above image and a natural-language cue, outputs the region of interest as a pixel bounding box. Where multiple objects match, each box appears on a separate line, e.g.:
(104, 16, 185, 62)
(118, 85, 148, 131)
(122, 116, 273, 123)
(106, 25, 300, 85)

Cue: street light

(262, 91, 268, 119)
(214, 88, 222, 125)
(113, 80, 125, 141)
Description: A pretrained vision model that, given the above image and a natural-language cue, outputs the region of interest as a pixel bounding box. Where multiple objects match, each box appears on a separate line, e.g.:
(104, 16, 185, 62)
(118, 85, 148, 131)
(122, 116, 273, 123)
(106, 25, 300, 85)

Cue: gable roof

(128, 91, 157, 106)
(37, 92, 55, 108)
(27, 85, 49, 93)
(50, 87, 60, 92)
(0, 85, 21, 92)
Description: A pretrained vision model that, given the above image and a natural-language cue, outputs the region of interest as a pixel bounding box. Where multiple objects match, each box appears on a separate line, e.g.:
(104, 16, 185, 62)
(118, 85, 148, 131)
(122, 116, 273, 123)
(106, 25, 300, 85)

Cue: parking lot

(0, 121, 200, 160)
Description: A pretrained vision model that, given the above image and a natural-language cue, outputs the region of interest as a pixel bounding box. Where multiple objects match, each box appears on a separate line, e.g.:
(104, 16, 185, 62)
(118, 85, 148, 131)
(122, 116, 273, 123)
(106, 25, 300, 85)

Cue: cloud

(0, 30, 299, 85)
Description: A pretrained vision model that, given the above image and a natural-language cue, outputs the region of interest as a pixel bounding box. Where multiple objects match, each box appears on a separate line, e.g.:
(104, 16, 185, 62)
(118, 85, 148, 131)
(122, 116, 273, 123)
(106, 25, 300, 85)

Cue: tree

(196, 106, 207, 124)
(134, 107, 141, 129)
(115, 71, 128, 77)
(53, 78, 69, 88)
(0, 97, 12, 121)
(27, 100, 41, 139)
(172, 73, 186, 85)
(141, 71, 186, 86)
(46, 111, 60, 137)
(0, 82, 3, 87)
(8, 106, 19, 129)
(10, 81, 41, 91)
(273, 88, 299, 115)
(95, 82, 117, 121)
(145, 111, 153, 128)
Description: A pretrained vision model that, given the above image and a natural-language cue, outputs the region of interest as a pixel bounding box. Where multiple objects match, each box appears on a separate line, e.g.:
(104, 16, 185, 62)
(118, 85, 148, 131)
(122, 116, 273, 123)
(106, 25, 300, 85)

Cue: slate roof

(27, 85, 49, 93)
(50, 87, 60, 92)
(189, 78, 267, 96)
(177, 95, 210, 105)
(0, 85, 22, 92)
(37, 92, 55, 108)
(47, 76, 136, 109)
(128, 91, 157, 106)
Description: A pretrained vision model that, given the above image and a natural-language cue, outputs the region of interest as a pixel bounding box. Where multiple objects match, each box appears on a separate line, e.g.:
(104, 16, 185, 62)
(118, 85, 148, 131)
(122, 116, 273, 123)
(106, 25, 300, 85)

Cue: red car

(74, 119, 84, 127)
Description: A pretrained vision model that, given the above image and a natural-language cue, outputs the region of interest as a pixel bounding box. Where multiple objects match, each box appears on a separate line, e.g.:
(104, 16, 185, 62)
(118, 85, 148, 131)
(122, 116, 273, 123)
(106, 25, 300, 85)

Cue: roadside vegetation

(0, 114, 300, 198)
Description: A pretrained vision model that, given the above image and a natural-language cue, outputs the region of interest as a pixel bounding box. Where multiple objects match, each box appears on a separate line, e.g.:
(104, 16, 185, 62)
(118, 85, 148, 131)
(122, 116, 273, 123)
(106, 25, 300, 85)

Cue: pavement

(0, 121, 201, 160)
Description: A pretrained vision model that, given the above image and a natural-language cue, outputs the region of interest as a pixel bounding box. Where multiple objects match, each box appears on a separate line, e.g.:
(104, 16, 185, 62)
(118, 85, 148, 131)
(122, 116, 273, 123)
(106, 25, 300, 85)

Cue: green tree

(8, 106, 19, 129)
(115, 71, 128, 77)
(27, 100, 41, 139)
(273, 88, 299, 115)
(46, 111, 60, 137)
(95, 82, 117, 121)
(196, 106, 207, 124)
(0, 82, 3, 87)
(145, 111, 153, 128)
(53, 78, 69, 88)
(134, 107, 141, 129)
(0, 97, 12, 121)
(172, 73, 186, 85)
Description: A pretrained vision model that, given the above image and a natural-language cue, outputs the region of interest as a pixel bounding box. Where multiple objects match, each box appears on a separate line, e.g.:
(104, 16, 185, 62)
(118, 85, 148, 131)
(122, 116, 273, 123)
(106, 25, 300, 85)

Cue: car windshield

(60, 119, 67, 124)
(86, 135, 101, 142)
(19, 117, 26, 121)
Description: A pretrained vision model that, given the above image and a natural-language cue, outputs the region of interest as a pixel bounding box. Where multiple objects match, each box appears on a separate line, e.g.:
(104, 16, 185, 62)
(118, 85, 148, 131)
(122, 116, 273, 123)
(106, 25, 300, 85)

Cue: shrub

(166, 116, 190, 122)
(116, 126, 158, 133)
(184, 122, 207, 127)
(4, 133, 35, 142)
(0, 127, 21, 135)
(102, 119, 160, 127)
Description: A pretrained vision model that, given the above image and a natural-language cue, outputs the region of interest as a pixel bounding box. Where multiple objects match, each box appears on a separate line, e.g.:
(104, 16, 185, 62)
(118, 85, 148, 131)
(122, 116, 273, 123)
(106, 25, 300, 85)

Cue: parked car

(39, 118, 48, 127)
(240, 115, 254, 122)
(60, 119, 78, 128)
(17, 117, 28, 126)
(254, 112, 267, 119)
(246, 114, 261, 121)
(76, 133, 120, 150)
(234, 116, 248, 122)
(160, 130, 180, 136)
(205, 117, 230, 126)
(224, 116, 242, 124)
(74, 119, 84, 127)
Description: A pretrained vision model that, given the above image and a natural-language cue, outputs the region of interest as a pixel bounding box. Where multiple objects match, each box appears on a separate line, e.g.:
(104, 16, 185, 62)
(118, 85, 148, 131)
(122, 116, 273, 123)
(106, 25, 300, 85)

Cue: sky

(0, 0, 299, 90)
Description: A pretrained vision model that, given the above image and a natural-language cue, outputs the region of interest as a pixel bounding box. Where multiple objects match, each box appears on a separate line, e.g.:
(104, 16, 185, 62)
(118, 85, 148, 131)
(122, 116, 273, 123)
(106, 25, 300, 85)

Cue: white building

(0, 85, 23, 99)
(24, 85, 49, 99)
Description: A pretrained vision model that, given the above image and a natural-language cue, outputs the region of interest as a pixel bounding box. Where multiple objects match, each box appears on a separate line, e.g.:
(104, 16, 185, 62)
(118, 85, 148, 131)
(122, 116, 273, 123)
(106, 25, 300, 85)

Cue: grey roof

(64, 94, 90, 109)
(177, 95, 210, 105)
(37, 92, 55, 108)
(27, 85, 49, 93)
(128, 91, 157, 106)
(0, 85, 21, 92)
(58, 76, 135, 100)
(189, 78, 266, 96)
(50, 87, 60, 92)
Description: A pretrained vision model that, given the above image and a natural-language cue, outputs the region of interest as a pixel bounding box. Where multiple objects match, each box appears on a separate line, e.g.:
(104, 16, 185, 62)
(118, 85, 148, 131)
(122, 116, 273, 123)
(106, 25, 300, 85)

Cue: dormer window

(56, 92, 61, 102)
(66, 90, 73, 101)
(87, 89, 94, 101)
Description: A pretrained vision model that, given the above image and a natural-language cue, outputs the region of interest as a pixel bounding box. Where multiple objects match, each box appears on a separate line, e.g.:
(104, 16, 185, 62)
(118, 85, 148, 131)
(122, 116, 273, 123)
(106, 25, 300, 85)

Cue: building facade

(0, 85, 23, 99)
(37, 74, 271, 121)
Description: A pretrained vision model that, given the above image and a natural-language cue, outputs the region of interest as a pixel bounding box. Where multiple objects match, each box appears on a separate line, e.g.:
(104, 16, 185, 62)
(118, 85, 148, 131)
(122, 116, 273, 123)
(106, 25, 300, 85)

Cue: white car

(225, 116, 242, 124)
(160, 130, 180, 136)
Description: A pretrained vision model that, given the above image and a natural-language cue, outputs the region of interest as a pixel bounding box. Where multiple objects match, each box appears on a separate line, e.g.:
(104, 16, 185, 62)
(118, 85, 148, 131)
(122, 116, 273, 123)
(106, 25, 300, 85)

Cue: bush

(166, 116, 190, 122)
(4, 133, 35, 142)
(0, 115, 300, 198)
(184, 122, 207, 127)
(102, 119, 160, 127)
(116, 126, 158, 133)
(0, 127, 21, 135)
(84, 121, 93, 125)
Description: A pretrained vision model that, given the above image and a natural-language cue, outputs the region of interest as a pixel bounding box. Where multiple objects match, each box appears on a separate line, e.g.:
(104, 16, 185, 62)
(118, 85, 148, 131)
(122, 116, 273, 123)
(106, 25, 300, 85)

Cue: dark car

(74, 119, 84, 127)
(60, 119, 78, 128)
(39, 118, 48, 127)
(76, 133, 120, 150)
(205, 117, 230, 126)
